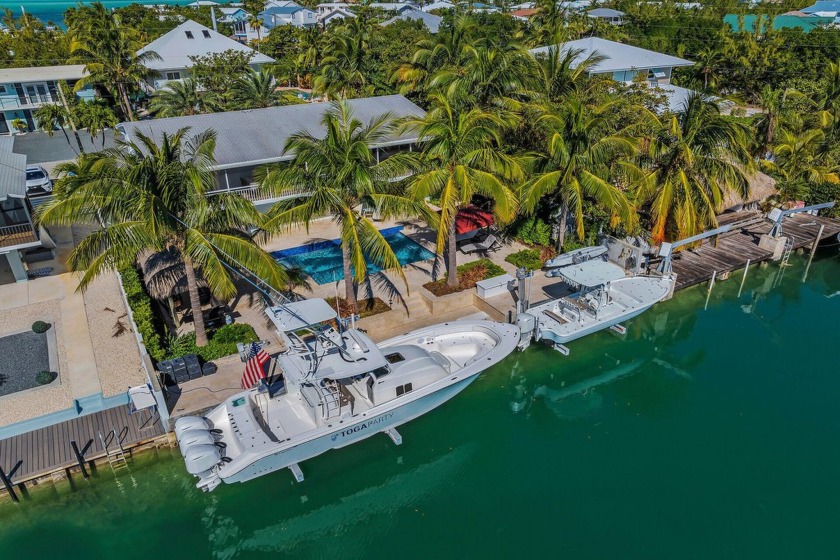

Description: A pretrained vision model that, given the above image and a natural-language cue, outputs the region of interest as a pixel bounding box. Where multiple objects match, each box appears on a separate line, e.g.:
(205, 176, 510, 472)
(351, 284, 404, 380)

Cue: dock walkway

(0, 404, 165, 486)
(667, 211, 840, 290)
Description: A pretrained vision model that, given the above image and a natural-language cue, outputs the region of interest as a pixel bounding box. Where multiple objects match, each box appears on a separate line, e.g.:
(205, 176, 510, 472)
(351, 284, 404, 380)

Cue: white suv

(25, 165, 53, 195)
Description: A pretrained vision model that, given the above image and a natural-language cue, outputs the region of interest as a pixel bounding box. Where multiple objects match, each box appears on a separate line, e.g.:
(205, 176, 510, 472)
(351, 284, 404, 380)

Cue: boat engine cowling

(175, 416, 209, 441)
(184, 444, 222, 475)
(178, 429, 217, 456)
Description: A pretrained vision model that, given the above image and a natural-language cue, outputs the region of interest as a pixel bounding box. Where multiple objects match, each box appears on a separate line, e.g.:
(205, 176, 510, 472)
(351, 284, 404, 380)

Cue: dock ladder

(99, 429, 130, 472)
(780, 236, 795, 268)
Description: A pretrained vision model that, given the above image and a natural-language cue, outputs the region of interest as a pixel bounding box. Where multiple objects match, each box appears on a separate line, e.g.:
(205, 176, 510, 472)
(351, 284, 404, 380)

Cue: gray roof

(381, 9, 442, 32)
(137, 20, 274, 71)
(587, 8, 624, 17)
(0, 139, 27, 200)
(530, 37, 693, 73)
(0, 64, 87, 84)
(116, 95, 426, 170)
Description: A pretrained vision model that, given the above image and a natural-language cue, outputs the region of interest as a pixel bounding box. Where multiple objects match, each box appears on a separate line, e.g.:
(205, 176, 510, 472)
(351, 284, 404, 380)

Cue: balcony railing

(0, 94, 56, 111)
(207, 184, 310, 204)
(0, 223, 38, 249)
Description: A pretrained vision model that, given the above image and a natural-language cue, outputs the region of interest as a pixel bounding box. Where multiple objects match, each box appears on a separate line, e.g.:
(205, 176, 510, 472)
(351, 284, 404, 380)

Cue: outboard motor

(178, 429, 217, 457)
(184, 444, 222, 475)
(175, 416, 209, 441)
(515, 313, 536, 351)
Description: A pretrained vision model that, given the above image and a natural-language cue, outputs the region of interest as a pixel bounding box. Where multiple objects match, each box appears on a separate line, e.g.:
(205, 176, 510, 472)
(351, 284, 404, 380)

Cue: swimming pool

(273, 227, 435, 285)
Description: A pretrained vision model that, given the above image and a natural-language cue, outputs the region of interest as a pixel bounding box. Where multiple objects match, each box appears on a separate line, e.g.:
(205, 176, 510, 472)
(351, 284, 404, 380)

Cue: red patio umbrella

(455, 206, 494, 235)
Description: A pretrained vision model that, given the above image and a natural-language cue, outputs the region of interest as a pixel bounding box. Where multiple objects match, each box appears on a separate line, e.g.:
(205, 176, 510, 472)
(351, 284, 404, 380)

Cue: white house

(587, 8, 625, 25)
(259, 5, 318, 28)
(319, 7, 357, 25)
(315, 2, 352, 16)
(422, 1, 454, 10)
(381, 9, 442, 32)
(137, 20, 275, 90)
(530, 37, 696, 112)
(0, 65, 95, 134)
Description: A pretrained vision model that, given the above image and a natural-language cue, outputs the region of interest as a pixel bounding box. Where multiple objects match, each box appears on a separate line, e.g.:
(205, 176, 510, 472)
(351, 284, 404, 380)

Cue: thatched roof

(722, 171, 778, 211)
(139, 248, 208, 300)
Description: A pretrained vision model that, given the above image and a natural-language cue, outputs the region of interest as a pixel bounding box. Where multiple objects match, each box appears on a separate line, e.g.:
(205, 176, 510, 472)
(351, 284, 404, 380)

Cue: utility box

(476, 274, 515, 299)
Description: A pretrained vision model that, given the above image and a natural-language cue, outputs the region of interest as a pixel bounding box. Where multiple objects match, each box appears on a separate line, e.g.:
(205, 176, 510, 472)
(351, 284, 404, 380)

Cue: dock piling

(0, 460, 23, 503)
(737, 260, 751, 297)
(70, 440, 94, 479)
(704, 271, 717, 310)
(803, 224, 825, 282)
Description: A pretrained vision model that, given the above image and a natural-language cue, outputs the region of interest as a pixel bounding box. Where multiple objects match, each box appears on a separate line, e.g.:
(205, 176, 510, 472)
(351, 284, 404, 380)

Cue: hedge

(166, 323, 259, 362)
(119, 266, 166, 362)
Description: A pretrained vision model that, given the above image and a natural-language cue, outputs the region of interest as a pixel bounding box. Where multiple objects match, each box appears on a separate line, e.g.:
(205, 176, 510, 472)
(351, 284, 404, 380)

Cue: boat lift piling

(70, 439, 94, 479)
(0, 461, 23, 503)
(803, 224, 825, 282)
(737, 260, 751, 298)
(704, 271, 717, 310)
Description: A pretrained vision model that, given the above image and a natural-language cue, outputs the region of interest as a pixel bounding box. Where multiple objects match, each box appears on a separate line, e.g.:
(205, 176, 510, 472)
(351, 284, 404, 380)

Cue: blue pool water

(273, 227, 435, 285)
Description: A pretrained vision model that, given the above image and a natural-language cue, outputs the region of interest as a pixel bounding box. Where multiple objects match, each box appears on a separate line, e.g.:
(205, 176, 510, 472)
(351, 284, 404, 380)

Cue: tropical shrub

(119, 266, 166, 362)
(423, 259, 506, 296)
(510, 216, 551, 247)
(32, 321, 50, 334)
(165, 323, 259, 361)
(505, 249, 544, 270)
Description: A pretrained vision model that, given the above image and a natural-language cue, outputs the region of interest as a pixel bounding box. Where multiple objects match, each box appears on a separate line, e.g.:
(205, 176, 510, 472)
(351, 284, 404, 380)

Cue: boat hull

(220, 373, 480, 485)
(536, 302, 652, 344)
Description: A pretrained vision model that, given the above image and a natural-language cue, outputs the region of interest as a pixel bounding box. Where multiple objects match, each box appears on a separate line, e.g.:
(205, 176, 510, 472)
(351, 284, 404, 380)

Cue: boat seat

(543, 310, 568, 324)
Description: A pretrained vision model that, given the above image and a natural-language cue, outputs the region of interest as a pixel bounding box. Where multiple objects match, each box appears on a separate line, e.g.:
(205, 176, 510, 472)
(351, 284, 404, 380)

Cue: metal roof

(587, 8, 624, 17)
(0, 145, 27, 200)
(381, 10, 442, 32)
(530, 37, 693, 73)
(0, 64, 88, 84)
(116, 95, 426, 170)
(137, 20, 274, 71)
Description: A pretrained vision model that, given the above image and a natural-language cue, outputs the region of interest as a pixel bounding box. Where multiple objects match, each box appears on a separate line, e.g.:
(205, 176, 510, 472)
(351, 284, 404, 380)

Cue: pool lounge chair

(460, 234, 499, 254)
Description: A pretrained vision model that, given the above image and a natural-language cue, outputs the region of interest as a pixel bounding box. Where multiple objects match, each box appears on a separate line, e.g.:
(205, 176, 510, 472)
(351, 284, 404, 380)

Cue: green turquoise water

(2, 251, 840, 559)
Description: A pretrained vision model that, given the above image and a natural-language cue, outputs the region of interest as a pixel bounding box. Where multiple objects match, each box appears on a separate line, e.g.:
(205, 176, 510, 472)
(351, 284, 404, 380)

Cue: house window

(202, 30, 211, 38)
(166, 72, 181, 80)
(185, 30, 194, 39)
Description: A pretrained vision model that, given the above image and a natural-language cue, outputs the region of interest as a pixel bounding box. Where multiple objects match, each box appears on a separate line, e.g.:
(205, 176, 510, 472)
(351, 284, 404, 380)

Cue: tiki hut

(721, 171, 778, 213)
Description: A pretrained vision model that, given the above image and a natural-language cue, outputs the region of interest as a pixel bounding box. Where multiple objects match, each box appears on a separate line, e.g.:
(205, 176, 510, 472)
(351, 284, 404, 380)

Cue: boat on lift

(516, 250, 673, 354)
(175, 298, 520, 492)
(544, 245, 608, 275)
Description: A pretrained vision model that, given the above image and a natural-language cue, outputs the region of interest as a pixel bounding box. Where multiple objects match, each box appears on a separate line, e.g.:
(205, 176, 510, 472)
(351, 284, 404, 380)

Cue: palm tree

(76, 102, 118, 148)
(762, 129, 840, 201)
(392, 16, 478, 97)
(528, 46, 603, 107)
(694, 47, 723, 91)
(67, 2, 160, 121)
(260, 100, 425, 311)
(520, 98, 637, 251)
(753, 86, 804, 157)
(38, 128, 291, 347)
(637, 94, 754, 244)
(403, 94, 520, 288)
(314, 18, 372, 99)
(33, 103, 79, 154)
(149, 79, 217, 117)
(248, 14, 263, 43)
(231, 69, 282, 109)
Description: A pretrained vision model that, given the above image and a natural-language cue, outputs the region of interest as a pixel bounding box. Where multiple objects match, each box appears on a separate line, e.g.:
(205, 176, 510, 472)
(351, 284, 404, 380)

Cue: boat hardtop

(175, 298, 520, 491)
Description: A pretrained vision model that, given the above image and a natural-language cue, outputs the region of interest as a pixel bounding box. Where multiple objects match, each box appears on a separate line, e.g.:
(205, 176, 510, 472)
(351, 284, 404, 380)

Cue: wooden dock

(0, 404, 166, 493)
(667, 210, 840, 290)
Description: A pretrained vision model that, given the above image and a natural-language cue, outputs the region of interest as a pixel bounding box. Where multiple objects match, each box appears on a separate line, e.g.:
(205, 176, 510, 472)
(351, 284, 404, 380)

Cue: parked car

(25, 165, 53, 195)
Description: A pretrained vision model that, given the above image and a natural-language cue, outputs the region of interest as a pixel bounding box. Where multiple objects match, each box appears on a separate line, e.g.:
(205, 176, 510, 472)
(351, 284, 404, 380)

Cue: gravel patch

(0, 301, 70, 427)
(0, 330, 51, 397)
(82, 273, 148, 397)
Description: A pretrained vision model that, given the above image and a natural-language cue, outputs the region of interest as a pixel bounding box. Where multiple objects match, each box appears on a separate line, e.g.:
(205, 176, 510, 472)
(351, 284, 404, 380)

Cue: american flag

(241, 343, 270, 390)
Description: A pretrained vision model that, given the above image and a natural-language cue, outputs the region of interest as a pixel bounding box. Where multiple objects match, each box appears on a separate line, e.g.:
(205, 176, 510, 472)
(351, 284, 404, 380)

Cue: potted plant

(11, 118, 28, 134)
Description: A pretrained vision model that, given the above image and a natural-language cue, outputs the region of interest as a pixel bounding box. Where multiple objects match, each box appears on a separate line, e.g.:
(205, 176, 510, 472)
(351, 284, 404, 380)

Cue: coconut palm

(520, 98, 637, 250)
(38, 128, 291, 347)
(314, 18, 373, 99)
(403, 94, 520, 288)
(636, 93, 754, 244)
(753, 86, 805, 157)
(149, 79, 217, 117)
(33, 103, 79, 154)
(761, 129, 840, 201)
(67, 2, 159, 121)
(231, 69, 290, 109)
(528, 46, 603, 107)
(392, 16, 478, 97)
(76, 101, 118, 148)
(248, 14, 263, 43)
(260, 100, 426, 311)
